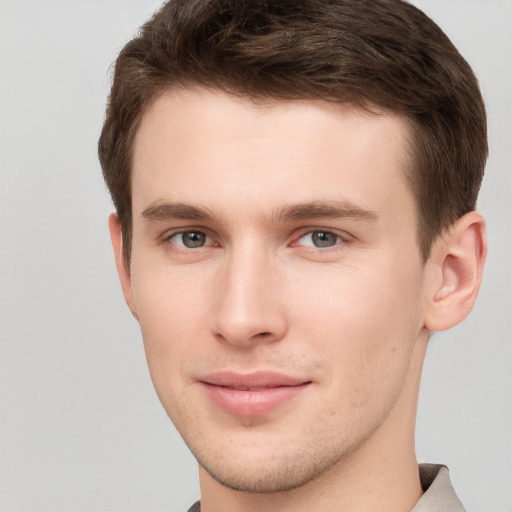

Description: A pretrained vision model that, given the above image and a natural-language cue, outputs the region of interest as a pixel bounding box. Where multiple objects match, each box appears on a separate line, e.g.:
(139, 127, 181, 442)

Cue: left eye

(296, 231, 342, 248)
(169, 231, 212, 249)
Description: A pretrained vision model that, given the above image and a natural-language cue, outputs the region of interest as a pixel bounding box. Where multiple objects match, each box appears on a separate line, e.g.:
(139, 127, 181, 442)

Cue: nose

(210, 245, 288, 348)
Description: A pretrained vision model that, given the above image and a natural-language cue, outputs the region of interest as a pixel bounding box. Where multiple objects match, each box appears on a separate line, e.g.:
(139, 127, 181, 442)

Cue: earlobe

(108, 213, 138, 319)
(424, 211, 487, 332)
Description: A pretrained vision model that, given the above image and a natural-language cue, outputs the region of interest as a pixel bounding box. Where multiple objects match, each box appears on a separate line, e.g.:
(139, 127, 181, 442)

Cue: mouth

(200, 371, 312, 417)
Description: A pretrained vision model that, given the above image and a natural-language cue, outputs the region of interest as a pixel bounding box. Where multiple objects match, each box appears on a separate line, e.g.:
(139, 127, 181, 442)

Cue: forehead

(131, 87, 414, 223)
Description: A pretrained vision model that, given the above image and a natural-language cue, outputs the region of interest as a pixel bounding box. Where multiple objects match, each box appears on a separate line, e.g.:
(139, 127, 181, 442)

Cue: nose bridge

(212, 239, 286, 346)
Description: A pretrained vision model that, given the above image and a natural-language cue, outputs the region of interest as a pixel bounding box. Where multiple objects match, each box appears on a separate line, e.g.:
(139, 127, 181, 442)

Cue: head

(99, 0, 487, 501)
(99, 0, 487, 266)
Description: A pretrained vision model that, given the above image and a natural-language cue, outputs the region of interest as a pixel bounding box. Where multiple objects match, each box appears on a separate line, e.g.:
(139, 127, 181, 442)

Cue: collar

(412, 464, 465, 511)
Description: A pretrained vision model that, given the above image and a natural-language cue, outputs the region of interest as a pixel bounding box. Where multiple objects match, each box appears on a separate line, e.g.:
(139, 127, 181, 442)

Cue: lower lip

(201, 383, 310, 417)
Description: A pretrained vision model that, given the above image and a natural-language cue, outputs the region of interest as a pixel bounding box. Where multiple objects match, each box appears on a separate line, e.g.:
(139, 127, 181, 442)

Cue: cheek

(133, 262, 209, 331)
(130, 267, 210, 386)
(291, 258, 422, 339)
(290, 261, 424, 401)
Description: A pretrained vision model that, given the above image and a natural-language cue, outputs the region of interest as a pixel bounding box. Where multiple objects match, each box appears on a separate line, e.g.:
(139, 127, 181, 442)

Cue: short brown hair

(99, 0, 487, 264)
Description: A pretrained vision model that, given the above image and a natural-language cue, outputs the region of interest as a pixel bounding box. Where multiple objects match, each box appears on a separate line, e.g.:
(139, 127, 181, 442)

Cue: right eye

(168, 230, 212, 249)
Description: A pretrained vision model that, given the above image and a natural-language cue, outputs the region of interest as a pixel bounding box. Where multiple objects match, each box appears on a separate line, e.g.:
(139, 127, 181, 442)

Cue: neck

(198, 334, 428, 512)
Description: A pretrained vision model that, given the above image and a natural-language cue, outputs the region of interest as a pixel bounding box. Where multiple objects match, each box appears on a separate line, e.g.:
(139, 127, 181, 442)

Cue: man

(98, 1, 487, 510)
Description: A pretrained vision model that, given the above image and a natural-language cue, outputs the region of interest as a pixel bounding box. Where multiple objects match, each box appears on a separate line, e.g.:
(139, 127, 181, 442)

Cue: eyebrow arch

(141, 202, 215, 222)
(272, 200, 378, 223)
(141, 199, 378, 224)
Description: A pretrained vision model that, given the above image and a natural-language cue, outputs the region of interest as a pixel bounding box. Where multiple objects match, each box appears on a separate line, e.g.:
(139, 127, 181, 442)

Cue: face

(119, 87, 432, 492)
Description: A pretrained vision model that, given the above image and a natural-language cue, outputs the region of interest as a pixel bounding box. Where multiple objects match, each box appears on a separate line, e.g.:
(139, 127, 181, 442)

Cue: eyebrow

(272, 200, 378, 223)
(141, 200, 378, 223)
(142, 202, 215, 222)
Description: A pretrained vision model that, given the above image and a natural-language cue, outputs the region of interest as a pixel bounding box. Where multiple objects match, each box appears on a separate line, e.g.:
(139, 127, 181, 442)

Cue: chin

(193, 441, 350, 494)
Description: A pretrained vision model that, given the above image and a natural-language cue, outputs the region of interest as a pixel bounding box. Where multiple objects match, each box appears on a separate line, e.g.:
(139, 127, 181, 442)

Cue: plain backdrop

(0, 1, 510, 511)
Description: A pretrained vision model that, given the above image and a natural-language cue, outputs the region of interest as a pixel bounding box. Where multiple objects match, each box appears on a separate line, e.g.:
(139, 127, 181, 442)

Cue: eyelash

(292, 229, 348, 249)
(162, 227, 351, 252)
(163, 229, 217, 250)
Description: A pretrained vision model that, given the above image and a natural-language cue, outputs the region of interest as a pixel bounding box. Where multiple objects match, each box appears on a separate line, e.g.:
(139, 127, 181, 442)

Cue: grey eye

(175, 231, 207, 248)
(311, 231, 339, 247)
(296, 231, 341, 248)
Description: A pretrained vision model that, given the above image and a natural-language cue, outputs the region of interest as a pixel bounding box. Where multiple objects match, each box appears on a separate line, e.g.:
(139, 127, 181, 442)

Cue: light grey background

(0, 1, 510, 511)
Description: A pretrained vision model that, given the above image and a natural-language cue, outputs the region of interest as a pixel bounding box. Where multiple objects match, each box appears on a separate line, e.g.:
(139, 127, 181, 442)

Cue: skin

(109, 87, 486, 512)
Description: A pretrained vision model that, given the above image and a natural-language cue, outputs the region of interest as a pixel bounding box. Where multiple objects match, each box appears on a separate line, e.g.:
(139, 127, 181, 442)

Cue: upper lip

(201, 371, 310, 389)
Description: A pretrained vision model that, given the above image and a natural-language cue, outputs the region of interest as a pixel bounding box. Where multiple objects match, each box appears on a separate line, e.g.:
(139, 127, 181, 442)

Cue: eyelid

(158, 225, 353, 251)
(291, 227, 353, 247)
(161, 227, 219, 248)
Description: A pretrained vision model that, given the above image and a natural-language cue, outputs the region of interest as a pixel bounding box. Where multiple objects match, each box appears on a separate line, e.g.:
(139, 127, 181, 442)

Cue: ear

(108, 213, 138, 319)
(424, 211, 487, 332)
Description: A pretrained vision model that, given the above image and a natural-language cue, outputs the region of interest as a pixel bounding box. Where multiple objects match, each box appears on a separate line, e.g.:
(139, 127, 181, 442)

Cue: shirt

(413, 464, 465, 511)
(187, 463, 465, 511)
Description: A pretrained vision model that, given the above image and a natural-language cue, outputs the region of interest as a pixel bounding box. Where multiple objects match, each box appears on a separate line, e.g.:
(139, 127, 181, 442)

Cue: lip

(200, 371, 312, 417)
